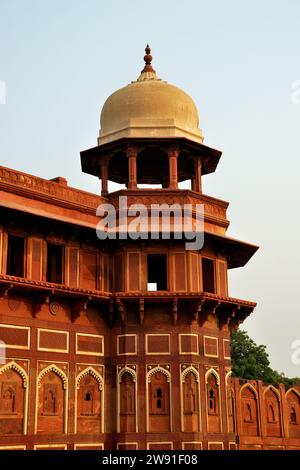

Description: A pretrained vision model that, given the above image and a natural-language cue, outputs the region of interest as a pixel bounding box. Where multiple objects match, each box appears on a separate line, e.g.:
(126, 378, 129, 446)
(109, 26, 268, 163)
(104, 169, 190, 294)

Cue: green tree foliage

(230, 330, 300, 386)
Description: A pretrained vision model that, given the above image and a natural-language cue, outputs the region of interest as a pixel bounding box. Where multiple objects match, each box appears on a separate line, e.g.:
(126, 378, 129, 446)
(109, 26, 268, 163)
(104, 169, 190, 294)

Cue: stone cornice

(0, 166, 102, 215)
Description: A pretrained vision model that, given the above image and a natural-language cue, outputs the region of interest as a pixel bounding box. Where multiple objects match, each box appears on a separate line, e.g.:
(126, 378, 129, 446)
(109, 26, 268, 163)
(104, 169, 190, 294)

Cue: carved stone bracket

(32, 293, 51, 318)
(172, 298, 178, 325)
(211, 300, 221, 315)
(116, 298, 126, 324)
(219, 304, 240, 330)
(108, 300, 114, 328)
(229, 306, 253, 332)
(71, 296, 91, 322)
(139, 298, 144, 326)
(191, 297, 205, 322)
(0, 283, 13, 301)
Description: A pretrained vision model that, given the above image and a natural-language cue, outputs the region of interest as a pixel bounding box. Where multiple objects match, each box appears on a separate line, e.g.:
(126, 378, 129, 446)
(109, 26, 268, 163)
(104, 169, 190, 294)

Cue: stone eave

(81, 136, 222, 178)
(205, 231, 259, 269)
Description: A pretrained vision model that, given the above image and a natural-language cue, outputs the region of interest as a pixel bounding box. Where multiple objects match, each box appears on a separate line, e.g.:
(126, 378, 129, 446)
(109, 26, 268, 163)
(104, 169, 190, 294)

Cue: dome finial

(141, 44, 156, 74)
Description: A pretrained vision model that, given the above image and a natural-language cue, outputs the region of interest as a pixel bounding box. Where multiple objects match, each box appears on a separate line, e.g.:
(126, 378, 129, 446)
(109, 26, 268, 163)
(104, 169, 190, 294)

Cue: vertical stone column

(168, 145, 179, 189)
(101, 160, 108, 196)
(194, 158, 202, 193)
(191, 176, 196, 191)
(257, 380, 266, 442)
(279, 383, 289, 439)
(233, 378, 242, 448)
(127, 146, 138, 190)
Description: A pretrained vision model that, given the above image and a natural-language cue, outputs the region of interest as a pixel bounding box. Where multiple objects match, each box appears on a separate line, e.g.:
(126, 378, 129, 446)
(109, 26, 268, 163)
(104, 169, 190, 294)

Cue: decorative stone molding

(239, 382, 258, 399)
(0, 360, 28, 388)
(147, 365, 171, 383)
(181, 365, 199, 383)
(118, 366, 137, 383)
(205, 368, 220, 385)
(76, 366, 103, 390)
(37, 364, 68, 390)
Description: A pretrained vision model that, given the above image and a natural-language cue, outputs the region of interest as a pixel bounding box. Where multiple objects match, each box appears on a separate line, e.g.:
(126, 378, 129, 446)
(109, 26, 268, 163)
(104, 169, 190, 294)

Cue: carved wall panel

(241, 386, 259, 436)
(182, 370, 199, 432)
(119, 371, 136, 433)
(37, 370, 65, 434)
(206, 372, 221, 433)
(0, 368, 25, 435)
(77, 373, 102, 434)
(264, 387, 281, 437)
(286, 390, 300, 438)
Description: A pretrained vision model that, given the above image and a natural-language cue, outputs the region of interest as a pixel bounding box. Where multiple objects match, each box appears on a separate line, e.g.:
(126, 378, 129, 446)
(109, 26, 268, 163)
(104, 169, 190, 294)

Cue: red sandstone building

(0, 47, 299, 451)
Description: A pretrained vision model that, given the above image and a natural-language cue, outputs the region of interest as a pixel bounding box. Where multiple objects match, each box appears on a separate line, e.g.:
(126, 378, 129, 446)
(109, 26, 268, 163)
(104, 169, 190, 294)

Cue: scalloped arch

(225, 370, 232, 383)
(181, 366, 199, 383)
(205, 368, 220, 385)
(37, 364, 68, 390)
(118, 367, 136, 384)
(0, 361, 28, 388)
(147, 366, 171, 383)
(76, 367, 103, 390)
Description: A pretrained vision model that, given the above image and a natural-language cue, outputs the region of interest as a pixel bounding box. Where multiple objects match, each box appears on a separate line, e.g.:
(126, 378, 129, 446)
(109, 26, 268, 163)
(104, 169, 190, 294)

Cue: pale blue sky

(1, 0, 300, 375)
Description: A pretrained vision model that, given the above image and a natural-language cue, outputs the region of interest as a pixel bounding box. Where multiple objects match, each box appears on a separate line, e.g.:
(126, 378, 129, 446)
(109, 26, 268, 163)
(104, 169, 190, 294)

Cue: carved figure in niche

(290, 406, 297, 424)
(227, 387, 233, 416)
(0, 382, 16, 413)
(184, 373, 198, 413)
(43, 384, 57, 415)
(120, 383, 134, 414)
(267, 403, 276, 423)
(244, 402, 252, 422)
(208, 389, 216, 414)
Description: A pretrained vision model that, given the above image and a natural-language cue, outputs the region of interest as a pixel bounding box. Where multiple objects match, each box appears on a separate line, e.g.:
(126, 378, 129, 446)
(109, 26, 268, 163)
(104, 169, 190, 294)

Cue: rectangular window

(202, 257, 215, 293)
(147, 254, 167, 291)
(7, 235, 25, 277)
(47, 243, 64, 284)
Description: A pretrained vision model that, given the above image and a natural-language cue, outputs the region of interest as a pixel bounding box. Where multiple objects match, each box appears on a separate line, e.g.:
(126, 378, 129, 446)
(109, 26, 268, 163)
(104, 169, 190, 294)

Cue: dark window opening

(291, 406, 297, 424)
(209, 389, 216, 414)
(7, 235, 25, 277)
(245, 402, 253, 422)
(154, 388, 163, 411)
(268, 404, 276, 423)
(47, 243, 64, 284)
(202, 257, 215, 293)
(147, 254, 167, 291)
(85, 393, 91, 401)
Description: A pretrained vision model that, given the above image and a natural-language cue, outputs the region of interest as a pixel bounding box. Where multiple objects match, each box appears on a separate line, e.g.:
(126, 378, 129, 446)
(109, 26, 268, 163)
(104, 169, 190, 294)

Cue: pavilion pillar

(127, 146, 138, 190)
(101, 161, 108, 196)
(194, 158, 202, 193)
(168, 146, 179, 189)
(191, 176, 196, 191)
